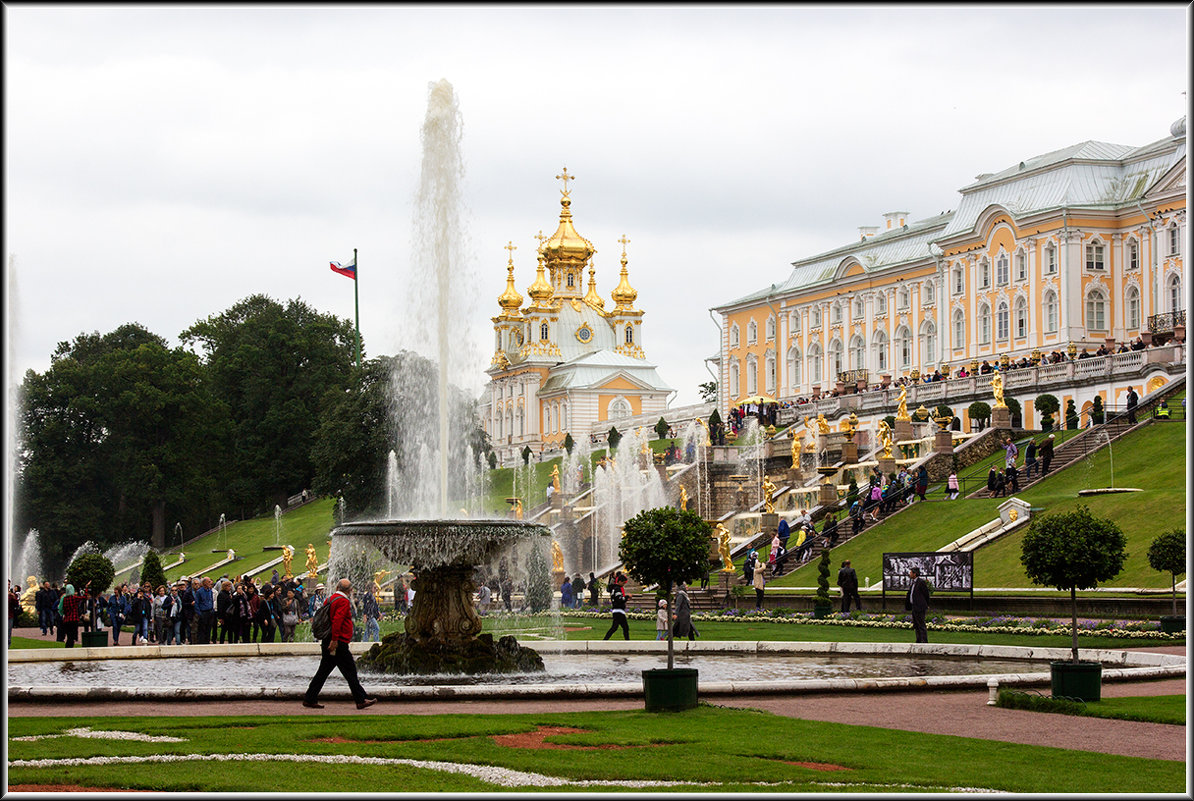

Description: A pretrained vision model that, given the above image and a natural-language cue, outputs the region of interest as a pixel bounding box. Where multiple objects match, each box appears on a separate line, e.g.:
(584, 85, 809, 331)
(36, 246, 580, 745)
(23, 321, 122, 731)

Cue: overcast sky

(5, 5, 1189, 409)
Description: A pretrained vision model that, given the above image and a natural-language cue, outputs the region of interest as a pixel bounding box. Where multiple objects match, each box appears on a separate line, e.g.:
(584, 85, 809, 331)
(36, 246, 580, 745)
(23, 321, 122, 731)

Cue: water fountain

(273, 505, 282, 546)
(1077, 428, 1141, 496)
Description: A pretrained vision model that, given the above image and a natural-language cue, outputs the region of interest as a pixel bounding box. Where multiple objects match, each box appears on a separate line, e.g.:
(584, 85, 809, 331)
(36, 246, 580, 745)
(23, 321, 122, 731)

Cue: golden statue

(790, 431, 803, 468)
(715, 524, 734, 572)
(550, 465, 561, 493)
(895, 384, 911, 421)
(991, 370, 1007, 409)
(816, 414, 831, 435)
(20, 576, 38, 616)
(847, 411, 859, 434)
(282, 545, 293, 579)
(514, 499, 524, 520)
(551, 540, 564, 572)
(373, 569, 392, 593)
(679, 485, 689, 511)
(876, 420, 894, 458)
(762, 476, 777, 514)
(305, 543, 319, 579)
(697, 417, 712, 446)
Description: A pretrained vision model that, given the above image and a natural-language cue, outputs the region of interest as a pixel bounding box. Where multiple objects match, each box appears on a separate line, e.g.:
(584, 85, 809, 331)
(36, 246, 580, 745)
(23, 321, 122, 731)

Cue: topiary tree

(1035, 394, 1060, 432)
(845, 478, 859, 506)
(607, 426, 622, 453)
(487, 451, 497, 470)
(814, 549, 832, 615)
(1090, 395, 1105, 425)
(1005, 397, 1022, 428)
(654, 416, 670, 441)
(1020, 506, 1127, 663)
(140, 550, 168, 593)
(620, 507, 712, 669)
(934, 405, 954, 421)
(524, 540, 552, 614)
(563, 433, 575, 456)
(1147, 529, 1186, 618)
(1065, 399, 1079, 430)
(967, 401, 991, 431)
(708, 409, 723, 445)
(66, 552, 116, 630)
(521, 445, 532, 465)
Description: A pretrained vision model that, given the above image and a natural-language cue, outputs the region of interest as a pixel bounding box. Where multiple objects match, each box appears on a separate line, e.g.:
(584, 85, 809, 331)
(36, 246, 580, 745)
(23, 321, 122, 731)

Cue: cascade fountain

(330, 80, 547, 675)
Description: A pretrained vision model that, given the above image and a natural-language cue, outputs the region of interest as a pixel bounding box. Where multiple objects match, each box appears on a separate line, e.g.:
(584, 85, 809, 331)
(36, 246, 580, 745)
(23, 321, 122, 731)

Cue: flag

(330, 256, 356, 280)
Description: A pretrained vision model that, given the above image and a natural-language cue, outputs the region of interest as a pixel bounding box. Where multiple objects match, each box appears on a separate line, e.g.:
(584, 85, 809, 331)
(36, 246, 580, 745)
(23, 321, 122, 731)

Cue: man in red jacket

(302, 578, 375, 710)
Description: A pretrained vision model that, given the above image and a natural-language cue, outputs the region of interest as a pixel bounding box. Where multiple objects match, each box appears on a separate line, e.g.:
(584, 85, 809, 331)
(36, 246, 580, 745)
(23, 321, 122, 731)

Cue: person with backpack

(602, 580, 630, 640)
(303, 577, 375, 710)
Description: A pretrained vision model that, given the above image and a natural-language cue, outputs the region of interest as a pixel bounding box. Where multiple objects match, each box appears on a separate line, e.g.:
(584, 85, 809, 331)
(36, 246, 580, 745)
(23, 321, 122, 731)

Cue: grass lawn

(6, 707, 1184, 793)
(777, 420, 1186, 590)
(997, 689, 1186, 725)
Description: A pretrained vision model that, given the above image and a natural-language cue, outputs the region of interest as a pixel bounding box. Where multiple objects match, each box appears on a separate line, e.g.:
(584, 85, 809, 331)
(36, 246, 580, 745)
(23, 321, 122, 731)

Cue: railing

(839, 369, 869, 384)
(1148, 309, 1186, 332)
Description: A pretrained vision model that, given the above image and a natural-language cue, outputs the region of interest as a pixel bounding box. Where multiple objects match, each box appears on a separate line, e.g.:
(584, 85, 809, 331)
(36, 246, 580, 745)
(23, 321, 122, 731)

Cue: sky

(5, 4, 1190, 410)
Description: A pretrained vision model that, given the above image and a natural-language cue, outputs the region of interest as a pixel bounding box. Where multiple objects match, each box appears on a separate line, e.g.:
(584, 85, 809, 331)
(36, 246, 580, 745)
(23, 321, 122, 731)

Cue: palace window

(765, 353, 776, 394)
(1085, 241, 1105, 270)
(746, 354, 758, 394)
(896, 326, 912, 368)
(1167, 274, 1182, 312)
(978, 303, 991, 344)
(1128, 238, 1139, 270)
(1015, 251, 1027, 281)
(730, 361, 740, 399)
(1169, 223, 1180, 255)
(811, 307, 822, 328)
(849, 335, 865, 371)
(1044, 243, 1057, 274)
(1126, 286, 1140, 330)
(747, 320, 757, 345)
(1044, 290, 1058, 332)
(996, 301, 1009, 341)
(873, 330, 888, 372)
(921, 321, 937, 364)
(852, 298, 863, 319)
(540, 322, 550, 341)
(877, 293, 887, 314)
(952, 309, 965, 348)
(1085, 289, 1107, 331)
(790, 310, 800, 330)
(925, 281, 935, 304)
(898, 288, 910, 310)
(729, 324, 740, 348)
(832, 303, 843, 324)
(953, 265, 964, 295)
(979, 259, 991, 289)
(787, 346, 801, 389)
(765, 315, 776, 341)
(829, 339, 844, 377)
(1015, 297, 1028, 339)
(996, 253, 1009, 285)
(609, 398, 632, 421)
(807, 344, 822, 384)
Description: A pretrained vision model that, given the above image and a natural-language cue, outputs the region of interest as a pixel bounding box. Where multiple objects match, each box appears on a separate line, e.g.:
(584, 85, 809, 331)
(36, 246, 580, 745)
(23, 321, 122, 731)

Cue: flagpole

(353, 247, 361, 370)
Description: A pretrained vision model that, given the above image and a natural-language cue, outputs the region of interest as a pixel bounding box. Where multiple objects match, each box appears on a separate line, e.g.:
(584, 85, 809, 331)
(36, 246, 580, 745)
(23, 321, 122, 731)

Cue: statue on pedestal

(679, 485, 689, 511)
(816, 414, 831, 435)
(895, 384, 910, 421)
(550, 465, 561, 493)
(991, 370, 1007, 409)
(876, 420, 894, 458)
(551, 540, 564, 572)
(282, 545, 293, 579)
(715, 523, 734, 572)
(305, 543, 319, 579)
(790, 431, 803, 468)
(762, 476, 777, 514)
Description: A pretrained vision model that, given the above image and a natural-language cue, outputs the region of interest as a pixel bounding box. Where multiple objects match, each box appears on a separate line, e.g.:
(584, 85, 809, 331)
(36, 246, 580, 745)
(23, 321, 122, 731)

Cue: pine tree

(140, 549, 168, 591)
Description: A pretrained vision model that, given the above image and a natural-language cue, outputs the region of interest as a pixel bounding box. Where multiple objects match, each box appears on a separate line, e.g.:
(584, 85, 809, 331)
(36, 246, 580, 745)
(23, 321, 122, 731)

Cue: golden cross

(618, 234, 631, 257)
(534, 230, 547, 252)
(505, 240, 517, 264)
(555, 167, 574, 196)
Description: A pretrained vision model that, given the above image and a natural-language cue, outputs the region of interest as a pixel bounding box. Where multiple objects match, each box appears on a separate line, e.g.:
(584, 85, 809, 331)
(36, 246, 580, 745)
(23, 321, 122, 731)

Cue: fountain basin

(332, 519, 550, 569)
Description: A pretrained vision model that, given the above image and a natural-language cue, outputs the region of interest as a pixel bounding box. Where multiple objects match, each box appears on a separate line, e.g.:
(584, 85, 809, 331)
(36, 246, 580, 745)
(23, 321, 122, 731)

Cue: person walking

(279, 588, 300, 643)
(602, 581, 630, 640)
(986, 465, 999, 498)
(1126, 386, 1139, 424)
(655, 599, 668, 640)
(946, 470, 960, 500)
(572, 573, 585, 609)
(672, 582, 699, 641)
(587, 572, 600, 607)
(1039, 434, 1055, 475)
(303, 578, 375, 710)
(915, 465, 929, 502)
(106, 585, 130, 646)
(837, 559, 862, 613)
(560, 576, 573, 610)
(906, 566, 930, 643)
(36, 581, 55, 637)
(361, 587, 380, 643)
(130, 588, 153, 644)
(58, 584, 86, 648)
(752, 564, 766, 610)
(1024, 439, 1039, 478)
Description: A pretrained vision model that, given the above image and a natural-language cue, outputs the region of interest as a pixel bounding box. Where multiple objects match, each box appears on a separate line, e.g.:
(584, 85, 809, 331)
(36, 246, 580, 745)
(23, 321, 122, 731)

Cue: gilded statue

(514, 499, 524, 520)
(990, 370, 1007, 409)
(895, 384, 910, 421)
(282, 545, 293, 579)
(762, 476, 777, 514)
(876, 420, 894, 458)
(816, 414, 831, 435)
(373, 569, 392, 593)
(305, 543, 319, 578)
(697, 417, 712, 446)
(550, 465, 561, 493)
(20, 577, 38, 616)
(551, 540, 564, 572)
(679, 485, 689, 511)
(716, 523, 734, 572)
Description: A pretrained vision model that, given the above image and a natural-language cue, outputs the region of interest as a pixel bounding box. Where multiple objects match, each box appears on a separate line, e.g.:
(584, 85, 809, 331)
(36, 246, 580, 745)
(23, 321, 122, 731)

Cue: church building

(480, 171, 672, 465)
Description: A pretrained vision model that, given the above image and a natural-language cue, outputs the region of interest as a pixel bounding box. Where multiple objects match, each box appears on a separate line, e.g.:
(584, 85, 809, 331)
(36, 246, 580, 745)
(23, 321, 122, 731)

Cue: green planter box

(1050, 660, 1102, 702)
(642, 668, 698, 712)
(80, 630, 109, 648)
(1159, 615, 1185, 633)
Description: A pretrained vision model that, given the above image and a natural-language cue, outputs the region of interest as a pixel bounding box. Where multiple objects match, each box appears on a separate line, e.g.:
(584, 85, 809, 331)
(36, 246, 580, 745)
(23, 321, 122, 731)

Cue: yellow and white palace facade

(480, 174, 672, 465)
(713, 117, 1187, 427)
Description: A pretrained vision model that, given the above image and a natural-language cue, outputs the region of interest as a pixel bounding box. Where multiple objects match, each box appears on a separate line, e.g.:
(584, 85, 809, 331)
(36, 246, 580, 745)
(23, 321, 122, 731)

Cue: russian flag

(330, 256, 356, 280)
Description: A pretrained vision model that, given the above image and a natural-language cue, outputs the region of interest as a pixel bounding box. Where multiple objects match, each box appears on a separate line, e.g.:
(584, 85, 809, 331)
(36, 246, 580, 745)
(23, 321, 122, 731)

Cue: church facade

(713, 117, 1187, 425)
(480, 172, 672, 465)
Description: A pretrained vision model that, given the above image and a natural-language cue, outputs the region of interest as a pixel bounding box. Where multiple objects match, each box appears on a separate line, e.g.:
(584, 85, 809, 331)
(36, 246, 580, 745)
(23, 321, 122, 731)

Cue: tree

(654, 416, 670, 441)
(607, 426, 622, 453)
(487, 452, 498, 470)
(814, 549, 832, 614)
(698, 381, 718, 404)
(934, 405, 954, 421)
(1004, 397, 1022, 427)
(1020, 506, 1127, 663)
(1065, 399, 1079, 430)
(1090, 395, 1105, 425)
(620, 507, 712, 669)
(140, 550, 168, 593)
(1035, 394, 1060, 432)
(967, 402, 991, 431)
(65, 553, 115, 599)
(521, 445, 532, 465)
(524, 540, 552, 613)
(881, 414, 896, 431)
(1147, 529, 1186, 618)
(563, 433, 575, 456)
(708, 409, 724, 445)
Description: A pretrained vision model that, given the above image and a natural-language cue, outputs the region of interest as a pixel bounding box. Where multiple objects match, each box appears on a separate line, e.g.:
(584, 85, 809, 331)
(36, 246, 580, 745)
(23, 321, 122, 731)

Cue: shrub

(968, 401, 991, 430)
(563, 433, 574, 455)
(65, 553, 116, 597)
(1065, 399, 1079, 430)
(815, 550, 831, 607)
(1091, 395, 1105, 425)
(655, 416, 669, 441)
(140, 550, 168, 593)
(1147, 529, 1186, 618)
(607, 426, 622, 452)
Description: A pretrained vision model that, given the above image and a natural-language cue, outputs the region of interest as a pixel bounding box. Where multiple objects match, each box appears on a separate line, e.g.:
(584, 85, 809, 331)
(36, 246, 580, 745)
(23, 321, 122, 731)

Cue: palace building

(480, 171, 672, 465)
(713, 117, 1187, 420)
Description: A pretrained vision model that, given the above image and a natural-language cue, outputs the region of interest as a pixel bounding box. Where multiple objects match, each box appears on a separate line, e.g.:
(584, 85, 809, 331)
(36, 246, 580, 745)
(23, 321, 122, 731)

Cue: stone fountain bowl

(331, 519, 550, 569)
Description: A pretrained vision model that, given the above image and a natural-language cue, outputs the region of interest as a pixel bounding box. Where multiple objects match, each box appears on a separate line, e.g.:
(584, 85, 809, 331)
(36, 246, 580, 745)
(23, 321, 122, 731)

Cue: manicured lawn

(997, 690, 1186, 725)
(6, 707, 1184, 793)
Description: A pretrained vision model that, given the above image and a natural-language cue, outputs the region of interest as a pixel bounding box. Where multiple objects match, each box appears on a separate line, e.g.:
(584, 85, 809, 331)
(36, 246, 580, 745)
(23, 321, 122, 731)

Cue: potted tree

(66, 553, 116, 648)
(620, 506, 712, 712)
(813, 550, 833, 618)
(1147, 529, 1186, 633)
(1020, 506, 1126, 701)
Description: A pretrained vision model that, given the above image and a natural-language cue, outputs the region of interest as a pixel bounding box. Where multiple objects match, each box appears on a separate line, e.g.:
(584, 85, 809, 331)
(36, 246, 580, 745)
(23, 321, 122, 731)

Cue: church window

(996, 301, 1009, 341)
(872, 330, 888, 372)
(953, 309, 965, 346)
(1169, 223, 1180, 255)
(1085, 241, 1105, 270)
(1126, 286, 1140, 329)
(747, 321, 758, 345)
(1044, 290, 1058, 332)
(729, 323, 740, 349)
(996, 253, 1009, 285)
(1015, 297, 1027, 338)
(1015, 251, 1026, 281)
(1044, 243, 1057, 274)
(625, 325, 634, 345)
(1127, 239, 1138, 270)
(540, 322, 549, 341)
(1086, 288, 1107, 330)
(979, 258, 990, 289)
(895, 326, 911, 369)
(566, 272, 575, 288)
(978, 303, 991, 344)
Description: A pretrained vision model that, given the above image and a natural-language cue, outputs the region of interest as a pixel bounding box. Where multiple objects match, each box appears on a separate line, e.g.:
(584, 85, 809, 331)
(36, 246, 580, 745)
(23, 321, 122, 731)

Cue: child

(655, 599, 668, 640)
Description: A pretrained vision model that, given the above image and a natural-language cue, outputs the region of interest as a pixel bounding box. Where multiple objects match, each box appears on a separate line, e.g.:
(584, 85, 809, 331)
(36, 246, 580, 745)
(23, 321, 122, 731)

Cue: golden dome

(543, 195, 596, 266)
(582, 262, 605, 311)
(497, 242, 523, 312)
(610, 238, 638, 310)
(526, 251, 554, 307)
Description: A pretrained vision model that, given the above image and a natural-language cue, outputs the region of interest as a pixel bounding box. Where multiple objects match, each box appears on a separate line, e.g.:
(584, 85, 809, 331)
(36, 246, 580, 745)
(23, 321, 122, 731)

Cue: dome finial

(610, 234, 638, 310)
(583, 259, 605, 311)
(555, 166, 574, 198)
(527, 248, 554, 307)
(497, 240, 523, 312)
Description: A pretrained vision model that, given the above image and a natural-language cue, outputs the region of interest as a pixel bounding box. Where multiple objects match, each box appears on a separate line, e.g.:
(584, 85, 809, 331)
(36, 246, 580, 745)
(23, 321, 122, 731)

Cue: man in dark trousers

(1126, 386, 1139, 424)
(906, 567, 930, 643)
(1039, 434, 1055, 475)
(837, 559, 862, 612)
(602, 580, 630, 640)
(303, 578, 375, 710)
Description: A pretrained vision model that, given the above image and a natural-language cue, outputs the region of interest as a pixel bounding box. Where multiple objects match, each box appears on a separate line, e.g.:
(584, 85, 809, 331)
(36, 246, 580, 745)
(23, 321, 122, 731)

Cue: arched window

(1126, 286, 1140, 330)
(1169, 223, 1180, 255)
(1044, 243, 1057, 274)
(747, 320, 758, 344)
(1015, 250, 1027, 281)
(729, 323, 740, 349)
(609, 398, 632, 421)
(1167, 274, 1182, 312)
(996, 252, 1009, 285)
(517, 406, 525, 436)
(730, 360, 740, 399)
(921, 321, 937, 364)
(996, 301, 1009, 341)
(811, 307, 822, 328)
(765, 315, 776, 341)
(790, 310, 801, 330)
(787, 345, 801, 389)
(561, 402, 568, 431)
(808, 344, 823, 385)
(1127, 238, 1139, 270)
(1044, 290, 1058, 332)
(829, 339, 844, 378)
(895, 326, 912, 368)
(1085, 240, 1105, 270)
(1085, 288, 1107, 330)
(746, 353, 758, 394)
(979, 258, 991, 289)
(1014, 297, 1028, 339)
(566, 272, 575, 288)
(953, 265, 964, 295)
(765, 352, 776, 394)
(953, 309, 965, 348)
(978, 303, 991, 344)
(849, 335, 865, 370)
(625, 325, 634, 344)
(872, 330, 888, 372)
(540, 322, 549, 341)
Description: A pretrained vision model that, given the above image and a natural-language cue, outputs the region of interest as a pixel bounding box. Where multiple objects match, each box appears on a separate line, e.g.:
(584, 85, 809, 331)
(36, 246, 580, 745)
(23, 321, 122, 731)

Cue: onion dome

(526, 251, 554, 307)
(497, 241, 523, 313)
(1171, 116, 1186, 138)
(610, 237, 638, 310)
(582, 262, 605, 311)
(543, 169, 596, 266)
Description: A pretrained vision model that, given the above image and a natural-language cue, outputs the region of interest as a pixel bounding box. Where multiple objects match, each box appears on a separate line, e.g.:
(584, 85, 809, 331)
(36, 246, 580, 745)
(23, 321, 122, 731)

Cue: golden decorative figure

(515, 499, 524, 520)
(551, 540, 564, 572)
(697, 418, 712, 446)
(716, 524, 735, 572)
(679, 485, 689, 511)
(762, 476, 777, 514)
(550, 465, 561, 493)
(282, 545, 293, 579)
(1008, 508, 1019, 522)
(816, 414, 831, 435)
(990, 370, 1007, 409)
(20, 577, 38, 616)
(895, 384, 911, 421)
(373, 569, 392, 593)
(790, 431, 804, 468)
(305, 544, 319, 579)
(876, 420, 894, 458)
(847, 411, 860, 435)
